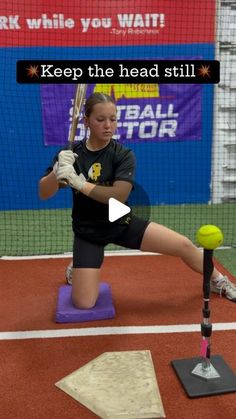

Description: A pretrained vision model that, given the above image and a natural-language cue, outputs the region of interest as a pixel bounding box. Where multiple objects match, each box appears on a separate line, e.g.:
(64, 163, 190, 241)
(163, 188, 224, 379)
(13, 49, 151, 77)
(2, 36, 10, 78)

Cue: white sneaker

(65, 260, 73, 285)
(211, 276, 236, 302)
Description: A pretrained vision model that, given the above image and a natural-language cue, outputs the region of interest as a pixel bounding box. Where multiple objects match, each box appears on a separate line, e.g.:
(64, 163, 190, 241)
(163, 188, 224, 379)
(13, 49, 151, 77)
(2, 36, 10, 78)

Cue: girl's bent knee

(179, 236, 196, 254)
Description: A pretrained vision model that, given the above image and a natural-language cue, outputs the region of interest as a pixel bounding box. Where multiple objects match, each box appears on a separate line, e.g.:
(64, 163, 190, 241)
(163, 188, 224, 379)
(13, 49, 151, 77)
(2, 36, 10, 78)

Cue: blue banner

(41, 83, 202, 145)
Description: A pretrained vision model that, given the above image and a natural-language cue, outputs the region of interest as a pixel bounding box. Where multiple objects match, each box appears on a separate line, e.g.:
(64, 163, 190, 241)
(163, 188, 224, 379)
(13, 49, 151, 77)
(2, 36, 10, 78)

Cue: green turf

(0, 203, 235, 275)
(0, 209, 72, 256)
(214, 248, 236, 276)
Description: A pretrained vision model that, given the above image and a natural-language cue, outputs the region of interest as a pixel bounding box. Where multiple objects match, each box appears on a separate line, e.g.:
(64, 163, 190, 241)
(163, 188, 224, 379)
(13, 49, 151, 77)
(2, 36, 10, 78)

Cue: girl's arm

(39, 171, 61, 200)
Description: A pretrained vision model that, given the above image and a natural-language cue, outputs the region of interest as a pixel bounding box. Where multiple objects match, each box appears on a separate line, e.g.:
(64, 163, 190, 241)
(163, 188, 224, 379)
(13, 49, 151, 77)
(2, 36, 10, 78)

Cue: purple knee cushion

(55, 282, 115, 323)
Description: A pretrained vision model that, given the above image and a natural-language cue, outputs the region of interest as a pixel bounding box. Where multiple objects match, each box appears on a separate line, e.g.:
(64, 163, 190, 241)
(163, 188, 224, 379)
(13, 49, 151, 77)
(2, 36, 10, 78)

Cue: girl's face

(84, 102, 117, 143)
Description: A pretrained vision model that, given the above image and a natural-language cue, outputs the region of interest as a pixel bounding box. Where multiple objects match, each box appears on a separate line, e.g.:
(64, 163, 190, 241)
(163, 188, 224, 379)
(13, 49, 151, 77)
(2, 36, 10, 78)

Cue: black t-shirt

(44, 139, 136, 234)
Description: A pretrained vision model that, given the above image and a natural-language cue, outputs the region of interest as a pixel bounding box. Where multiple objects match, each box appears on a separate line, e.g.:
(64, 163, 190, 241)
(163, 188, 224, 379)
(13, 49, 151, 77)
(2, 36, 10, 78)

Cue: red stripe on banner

(0, 0, 216, 47)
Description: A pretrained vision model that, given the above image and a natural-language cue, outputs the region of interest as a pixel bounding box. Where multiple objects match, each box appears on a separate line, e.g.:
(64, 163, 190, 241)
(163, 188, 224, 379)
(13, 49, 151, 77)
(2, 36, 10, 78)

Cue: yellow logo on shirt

(88, 163, 102, 181)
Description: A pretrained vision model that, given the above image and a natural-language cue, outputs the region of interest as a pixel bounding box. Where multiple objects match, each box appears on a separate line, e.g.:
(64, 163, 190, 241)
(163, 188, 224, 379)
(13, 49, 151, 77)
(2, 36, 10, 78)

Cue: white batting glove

(58, 150, 78, 166)
(56, 165, 86, 191)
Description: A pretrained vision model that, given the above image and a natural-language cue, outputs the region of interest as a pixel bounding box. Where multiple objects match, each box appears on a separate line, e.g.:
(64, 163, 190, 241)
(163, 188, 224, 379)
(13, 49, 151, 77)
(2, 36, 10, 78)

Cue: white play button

(108, 198, 131, 222)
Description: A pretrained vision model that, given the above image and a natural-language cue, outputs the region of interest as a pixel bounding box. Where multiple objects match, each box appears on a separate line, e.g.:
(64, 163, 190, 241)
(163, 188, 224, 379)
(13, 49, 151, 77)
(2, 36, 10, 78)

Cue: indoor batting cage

(1, 2, 236, 418)
(0, 0, 235, 274)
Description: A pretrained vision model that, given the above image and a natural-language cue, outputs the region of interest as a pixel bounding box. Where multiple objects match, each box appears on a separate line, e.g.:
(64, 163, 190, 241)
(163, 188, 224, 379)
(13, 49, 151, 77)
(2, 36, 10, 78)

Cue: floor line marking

(1, 323, 236, 341)
(1, 250, 158, 260)
(1, 246, 231, 260)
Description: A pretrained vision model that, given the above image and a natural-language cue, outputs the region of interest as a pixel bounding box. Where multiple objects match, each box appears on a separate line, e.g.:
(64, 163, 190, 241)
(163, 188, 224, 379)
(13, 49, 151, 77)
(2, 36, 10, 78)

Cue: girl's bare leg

(72, 268, 101, 309)
(140, 222, 220, 279)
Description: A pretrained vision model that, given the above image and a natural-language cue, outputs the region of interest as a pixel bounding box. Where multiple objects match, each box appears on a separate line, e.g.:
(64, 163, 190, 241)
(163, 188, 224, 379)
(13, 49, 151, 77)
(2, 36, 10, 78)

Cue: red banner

(0, 0, 216, 47)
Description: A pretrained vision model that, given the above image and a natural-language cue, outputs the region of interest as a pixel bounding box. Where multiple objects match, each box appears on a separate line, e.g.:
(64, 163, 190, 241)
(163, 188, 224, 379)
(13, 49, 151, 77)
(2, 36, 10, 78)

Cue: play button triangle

(108, 198, 131, 222)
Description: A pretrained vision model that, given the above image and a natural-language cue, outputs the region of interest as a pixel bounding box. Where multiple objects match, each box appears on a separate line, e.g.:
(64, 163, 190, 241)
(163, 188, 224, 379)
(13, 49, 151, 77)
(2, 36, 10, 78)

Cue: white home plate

(55, 350, 165, 418)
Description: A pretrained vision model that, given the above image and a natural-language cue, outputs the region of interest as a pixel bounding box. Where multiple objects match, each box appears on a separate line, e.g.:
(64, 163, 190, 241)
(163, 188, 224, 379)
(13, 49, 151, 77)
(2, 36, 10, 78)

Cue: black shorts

(73, 215, 150, 269)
